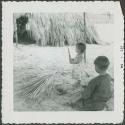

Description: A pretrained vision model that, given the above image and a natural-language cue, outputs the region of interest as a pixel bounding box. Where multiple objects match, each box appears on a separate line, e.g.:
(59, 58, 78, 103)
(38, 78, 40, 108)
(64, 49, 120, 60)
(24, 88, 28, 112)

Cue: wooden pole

(15, 30, 18, 47)
(15, 21, 18, 47)
(83, 12, 86, 63)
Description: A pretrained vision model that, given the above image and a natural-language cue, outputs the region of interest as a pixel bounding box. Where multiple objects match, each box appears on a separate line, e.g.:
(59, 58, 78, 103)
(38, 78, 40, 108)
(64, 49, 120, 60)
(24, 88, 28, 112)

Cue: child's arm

(68, 48, 73, 63)
(81, 79, 97, 99)
(68, 48, 75, 64)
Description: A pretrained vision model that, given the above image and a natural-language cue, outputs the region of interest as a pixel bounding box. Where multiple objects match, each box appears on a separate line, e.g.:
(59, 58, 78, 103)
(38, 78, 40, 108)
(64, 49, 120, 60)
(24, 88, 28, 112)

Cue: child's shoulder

(95, 74, 112, 84)
(100, 73, 111, 80)
(88, 75, 99, 84)
(89, 74, 106, 83)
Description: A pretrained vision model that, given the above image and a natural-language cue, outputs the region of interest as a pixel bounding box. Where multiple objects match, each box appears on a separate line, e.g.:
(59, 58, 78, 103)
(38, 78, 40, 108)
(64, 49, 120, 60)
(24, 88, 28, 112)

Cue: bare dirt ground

(14, 43, 114, 111)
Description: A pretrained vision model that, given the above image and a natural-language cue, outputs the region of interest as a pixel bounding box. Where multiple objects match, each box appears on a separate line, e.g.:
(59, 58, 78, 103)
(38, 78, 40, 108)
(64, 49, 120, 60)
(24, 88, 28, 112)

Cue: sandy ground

(14, 43, 114, 111)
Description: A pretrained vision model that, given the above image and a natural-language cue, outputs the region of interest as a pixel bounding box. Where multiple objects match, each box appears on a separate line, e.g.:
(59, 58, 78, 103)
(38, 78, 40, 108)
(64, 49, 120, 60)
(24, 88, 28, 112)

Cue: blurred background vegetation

(13, 13, 113, 46)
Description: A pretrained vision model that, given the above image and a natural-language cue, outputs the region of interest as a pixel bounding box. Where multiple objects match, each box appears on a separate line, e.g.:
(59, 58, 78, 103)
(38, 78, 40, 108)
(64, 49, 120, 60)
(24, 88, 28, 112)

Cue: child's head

(94, 56, 110, 74)
(76, 43, 86, 54)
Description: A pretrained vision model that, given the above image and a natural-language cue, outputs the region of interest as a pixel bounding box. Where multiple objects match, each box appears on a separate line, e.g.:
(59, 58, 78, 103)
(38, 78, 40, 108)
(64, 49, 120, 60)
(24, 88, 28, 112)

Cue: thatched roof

(13, 13, 113, 46)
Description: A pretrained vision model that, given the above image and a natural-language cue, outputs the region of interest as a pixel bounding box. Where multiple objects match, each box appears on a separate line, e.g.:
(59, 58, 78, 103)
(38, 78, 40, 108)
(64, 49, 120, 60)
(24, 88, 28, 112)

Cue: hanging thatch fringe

(13, 13, 112, 46)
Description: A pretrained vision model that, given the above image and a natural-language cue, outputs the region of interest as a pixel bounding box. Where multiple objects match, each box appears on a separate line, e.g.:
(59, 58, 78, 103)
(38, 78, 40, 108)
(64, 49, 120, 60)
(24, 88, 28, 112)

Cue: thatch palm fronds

(13, 13, 104, 46)
(17, 67, 90, 105)
(18, 74, 52, 99)
(17, 68, 71, 100)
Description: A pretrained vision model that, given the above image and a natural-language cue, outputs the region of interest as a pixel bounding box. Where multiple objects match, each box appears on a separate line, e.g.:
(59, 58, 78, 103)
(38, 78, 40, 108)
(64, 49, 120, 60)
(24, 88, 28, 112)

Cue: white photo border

(2, 1, 124, 124)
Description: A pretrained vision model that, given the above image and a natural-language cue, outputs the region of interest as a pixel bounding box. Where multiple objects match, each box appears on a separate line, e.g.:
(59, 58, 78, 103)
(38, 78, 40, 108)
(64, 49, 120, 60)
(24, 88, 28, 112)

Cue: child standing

(71, 56, 113, 111)
(68, 42, 89, 86)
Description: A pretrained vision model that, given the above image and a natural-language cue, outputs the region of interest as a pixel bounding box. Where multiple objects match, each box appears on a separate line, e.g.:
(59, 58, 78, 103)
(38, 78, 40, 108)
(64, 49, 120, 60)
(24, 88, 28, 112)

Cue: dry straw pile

(14, 13, 101, 46)
(18, 68, 83, 105)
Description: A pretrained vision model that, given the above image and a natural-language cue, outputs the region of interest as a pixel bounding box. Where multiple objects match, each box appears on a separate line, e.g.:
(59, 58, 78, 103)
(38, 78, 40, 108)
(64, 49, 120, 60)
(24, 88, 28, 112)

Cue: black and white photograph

(2, 1, 124, 124)
(13, 12, 114, 112)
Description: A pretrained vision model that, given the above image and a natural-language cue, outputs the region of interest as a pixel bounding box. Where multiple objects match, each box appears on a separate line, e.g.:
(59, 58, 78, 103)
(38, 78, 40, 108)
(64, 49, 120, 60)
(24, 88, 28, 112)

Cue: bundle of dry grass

(18, 74, 53, 99)
(17, 67, 83, 105)
(13, 13, 104, 46)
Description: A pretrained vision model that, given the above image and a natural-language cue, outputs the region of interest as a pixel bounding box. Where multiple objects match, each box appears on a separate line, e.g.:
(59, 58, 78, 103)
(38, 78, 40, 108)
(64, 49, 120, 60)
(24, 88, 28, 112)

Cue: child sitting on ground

(71, 56, 113, 111)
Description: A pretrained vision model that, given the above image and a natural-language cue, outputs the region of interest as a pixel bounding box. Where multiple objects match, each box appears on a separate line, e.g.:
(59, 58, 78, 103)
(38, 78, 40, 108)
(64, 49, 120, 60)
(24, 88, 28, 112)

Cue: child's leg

(71, 98, 84, 110)
(64, 85, 84, 105)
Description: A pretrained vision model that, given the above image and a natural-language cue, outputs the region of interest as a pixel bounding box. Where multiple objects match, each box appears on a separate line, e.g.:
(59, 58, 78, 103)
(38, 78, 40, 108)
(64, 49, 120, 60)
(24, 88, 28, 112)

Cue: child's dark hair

(76, 42, 86, 53)
(94, 56, 110, 70)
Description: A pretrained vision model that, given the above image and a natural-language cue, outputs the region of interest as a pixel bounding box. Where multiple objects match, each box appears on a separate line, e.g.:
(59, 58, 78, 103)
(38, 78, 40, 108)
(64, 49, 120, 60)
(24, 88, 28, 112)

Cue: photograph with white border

(2, 1, 124, 124)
